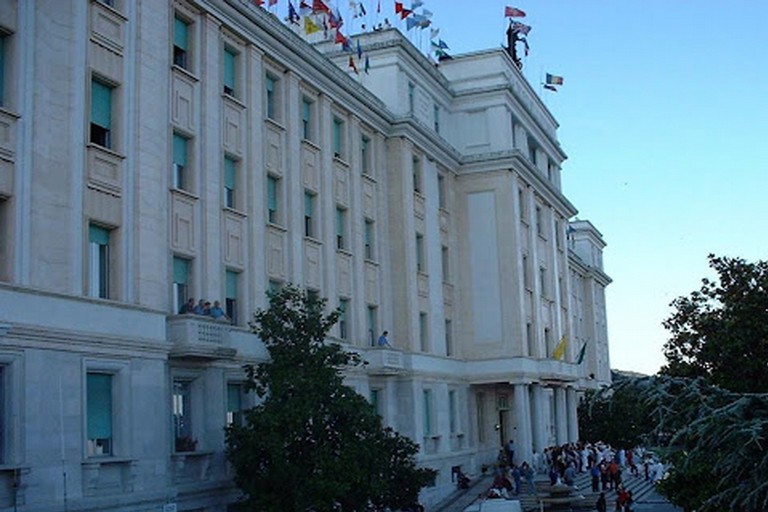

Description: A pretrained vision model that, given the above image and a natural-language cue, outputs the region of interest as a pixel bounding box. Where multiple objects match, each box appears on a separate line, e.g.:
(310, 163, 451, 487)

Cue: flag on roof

(520, 36, 529, 56)
(357, 39, 363, 59)
(335, 30, 348, 45)
(300, 0, 312, 15)
(511, 21, 531, 35)
(377, 0, 381, 13)
(364, 54, 370, 73)
(359, 2, 367, 16)
(435, 49, 452, 61)
(430, 27, 439, 39)
(543, 84, 558, 92)
(400, 7, 412, 18)
(313, 0, 330, 13)
(349, 55, 359, 74)
(553, 335, 567, 360)
(504, 6, 526, 18)
(395, 1, 403, 13)
(328, 9, 343, 29)
(422, 8, 432, 18)
(431, 39, 448, 50)
(546, 73, 564, 85)
(576, 342, 587, 364)
(288, 1, 301, 23)
(411, 0, 424, 8)
(406, 17, 419, 30)
(304, 16, 321, 34)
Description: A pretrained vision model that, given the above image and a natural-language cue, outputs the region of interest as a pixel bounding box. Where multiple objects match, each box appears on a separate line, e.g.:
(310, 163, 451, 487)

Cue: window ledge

(0, 107, 21, 120)
(82, 456, 136, 467)
(267, 221, 287, 233)
(333, 155, 349, 167)
(336, 248, 353, 257)
(363, 258, 379, 266)
(223, 206, 247, 219)
(221, 93, 246, 109)
(439, 206, 450, 214)
(362, 172, 376, 183)
(265, 117, 286, 132)
(86, 142, 126, 160)
(304, 236, 322, 246)
(172, 64, 199, 82)
(301, 138, 321, 152)
(0, 464, 30, 473)
(172, 450, 214, 458)
(170, 187, 199, 201)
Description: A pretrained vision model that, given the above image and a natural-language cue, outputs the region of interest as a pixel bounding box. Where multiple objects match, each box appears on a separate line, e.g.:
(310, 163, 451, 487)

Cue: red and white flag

(504, 6, 526, 18)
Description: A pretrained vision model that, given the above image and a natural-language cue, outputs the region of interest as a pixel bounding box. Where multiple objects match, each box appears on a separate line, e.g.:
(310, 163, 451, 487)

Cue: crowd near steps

(433, 466, 667, 512)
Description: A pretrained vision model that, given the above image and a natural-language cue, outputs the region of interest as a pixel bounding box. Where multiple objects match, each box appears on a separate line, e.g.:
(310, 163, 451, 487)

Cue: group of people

(178, 298, 230, 321)
(481, 440, 665, 511)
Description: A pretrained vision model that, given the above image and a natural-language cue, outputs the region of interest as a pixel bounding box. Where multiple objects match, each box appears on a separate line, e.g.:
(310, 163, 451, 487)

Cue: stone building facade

(0, 0, 610, 510)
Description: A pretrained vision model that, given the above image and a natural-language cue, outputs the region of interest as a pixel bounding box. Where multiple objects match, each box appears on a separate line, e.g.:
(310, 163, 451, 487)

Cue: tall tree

(226, 285, 436, 512)
(661, 254, 768, 393)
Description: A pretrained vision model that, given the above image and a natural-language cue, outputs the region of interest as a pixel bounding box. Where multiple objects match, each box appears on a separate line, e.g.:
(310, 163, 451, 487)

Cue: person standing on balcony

(377, 331, 391, 347)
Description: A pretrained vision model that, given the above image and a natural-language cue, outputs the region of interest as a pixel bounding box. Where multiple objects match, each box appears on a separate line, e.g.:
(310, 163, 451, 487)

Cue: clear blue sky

(273, 0, 768, 374)
(366, 0, 767, 374)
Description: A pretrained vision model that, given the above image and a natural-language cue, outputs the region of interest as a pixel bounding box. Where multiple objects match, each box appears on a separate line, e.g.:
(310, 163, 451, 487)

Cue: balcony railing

(365, 347, 405, 375)
(166, 315, 237, 361)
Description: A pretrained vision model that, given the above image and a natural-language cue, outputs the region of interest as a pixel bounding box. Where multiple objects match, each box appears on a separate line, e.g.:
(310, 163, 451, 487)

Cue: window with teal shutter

(223, 48, 236, 96)
(226, 270, 238, 324)
(173, 16, 189, 69)
(87, 373, 113, 456)
(267, 176, 278, 223)
(227, 383, 243, 426)
(224, 157, 236, 208)
(265, 75, 276, 119)
(88, 225, 110, 299)
(301, 98, 312, 140)
(173, 257, 189, 313)
(173, 134, 188, 190)
(91, 79, 113, 148)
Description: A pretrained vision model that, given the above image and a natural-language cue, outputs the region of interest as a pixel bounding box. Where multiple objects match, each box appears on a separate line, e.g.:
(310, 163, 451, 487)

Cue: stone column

(566, 387, 579, 442)
(554, 386, 567, 445)
(513, 383, 532, 465)
(529, 384, 548, 453)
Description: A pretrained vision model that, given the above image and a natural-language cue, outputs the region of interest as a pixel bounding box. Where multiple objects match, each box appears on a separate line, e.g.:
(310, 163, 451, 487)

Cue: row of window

(172, 257, 239, 323)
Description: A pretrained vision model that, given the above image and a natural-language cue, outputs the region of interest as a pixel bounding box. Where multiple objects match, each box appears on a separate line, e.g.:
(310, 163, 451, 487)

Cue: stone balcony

(364, 347, 405, 376)
(166, 315, 237, 361)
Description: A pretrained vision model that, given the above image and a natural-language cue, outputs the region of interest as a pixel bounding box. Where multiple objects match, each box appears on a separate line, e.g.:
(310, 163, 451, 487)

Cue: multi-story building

(0, 0, 610, 510)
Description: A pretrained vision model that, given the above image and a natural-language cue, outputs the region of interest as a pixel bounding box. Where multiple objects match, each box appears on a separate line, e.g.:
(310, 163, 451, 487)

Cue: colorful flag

(313, 0, 330, 13)
(400, 7, 412, 18)
(576, 342, 587, 364)
(288, 1, 301, 23)
(435, 49, 452, 61)
(431, 39, 448, 50)
(328, 10, 343, 28)
(335, 30, 348, 45)
(304, 16, 321, 34)
(406, 17, 419, 30)
(545, 73, 564, 85)
(395, 1, 403, 13)
(520, 36, 529, 56)
(511, 21, 531, 35)
(553, 335, 567, 360)
(504, 6, 526, 18)
(349, 55, 359, 74)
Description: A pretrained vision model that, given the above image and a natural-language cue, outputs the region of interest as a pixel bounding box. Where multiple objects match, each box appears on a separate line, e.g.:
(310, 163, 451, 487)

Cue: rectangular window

(364, 219, 374, 260)
(476, 392, 485, 442)
(416, 234, 425, 273)
(361, 135, 371, 175)
(226, 270, 238, 325)
(441, 245, 449, 282)
(265, 74, 277, 120)
(304, 192, 315, 238)
(338, 298, 349, 340)
(88, 224, 111, 299)
(528, 137, 537, 165)
(87, 373, 113, 456)
(423, 389, 433, 435)
(526, 322, 534, 357)
(332, 117, 344, 158)
(412, 156, 422, 194)
(172, 133, 188, 190)
(449, 390, 457, 433)
(370, 388, 381, 415)
(224, 156, 237, 209)
(367, 305, 377, 346)
(267, 175, 279, 224)
(336, 207, 346, 250)
(226, 383, 244, 426)
(536, 205, 544, 237)
(419, 312, 428, 352)
(437, 174, 446, 208)
(223, 47, 237, 96)
(90, 78, 113, 149)
(172, 380, 194, 452)
(539, 267, 547, 297)
(433, 103, 440, 133)
(173, 257, 190, 313)
(301, 97, 313, 140)
(173, 15, 190, 70)
(408, 82, 415, 113)
(0, 35, 6, 107)
(519, 187, 528, 220)
(445, 319, 453, 357)
(522, 254, 531, 289)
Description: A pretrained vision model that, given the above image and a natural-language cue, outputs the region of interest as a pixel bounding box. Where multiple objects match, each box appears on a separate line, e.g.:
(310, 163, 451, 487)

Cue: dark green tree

(660, 254, 768, 393)
(578, 372, 655, 447)
(614, 376, 768, 512)
(225, 285, 436, 512)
